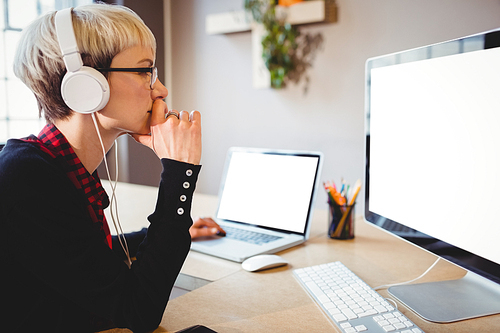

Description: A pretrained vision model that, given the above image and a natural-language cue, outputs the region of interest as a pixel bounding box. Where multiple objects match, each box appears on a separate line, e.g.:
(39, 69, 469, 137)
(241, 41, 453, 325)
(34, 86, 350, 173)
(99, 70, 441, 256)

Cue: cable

(373, 257, 440, 291)
(384, 297, 398, 310)
(91, 113, 132, 268)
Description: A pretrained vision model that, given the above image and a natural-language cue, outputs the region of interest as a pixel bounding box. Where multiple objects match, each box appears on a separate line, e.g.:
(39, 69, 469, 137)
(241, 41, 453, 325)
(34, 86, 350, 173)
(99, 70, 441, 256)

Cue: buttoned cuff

(150, 158, 201, 225)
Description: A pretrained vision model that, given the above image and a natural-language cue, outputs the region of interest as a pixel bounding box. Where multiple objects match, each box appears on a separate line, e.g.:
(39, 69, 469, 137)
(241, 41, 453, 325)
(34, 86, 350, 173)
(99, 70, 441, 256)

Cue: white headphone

(55, 9, 132, 267)
(55, 8, 110, 114)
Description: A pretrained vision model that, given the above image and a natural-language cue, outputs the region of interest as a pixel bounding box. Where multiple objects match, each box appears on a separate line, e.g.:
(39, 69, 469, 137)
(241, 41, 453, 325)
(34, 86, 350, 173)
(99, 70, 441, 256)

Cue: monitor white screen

(369, 47, 500, 266)
(364, 29, 500, 284)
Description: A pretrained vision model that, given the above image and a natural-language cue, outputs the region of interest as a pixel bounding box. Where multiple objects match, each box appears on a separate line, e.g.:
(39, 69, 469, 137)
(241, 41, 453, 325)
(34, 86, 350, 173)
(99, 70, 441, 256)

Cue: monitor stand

(388, 271, 500, 323)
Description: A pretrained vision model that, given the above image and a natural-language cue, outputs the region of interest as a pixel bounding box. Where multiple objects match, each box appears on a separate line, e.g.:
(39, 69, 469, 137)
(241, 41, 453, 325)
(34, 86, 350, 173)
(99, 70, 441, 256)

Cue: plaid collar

(30, 124, 112, 248)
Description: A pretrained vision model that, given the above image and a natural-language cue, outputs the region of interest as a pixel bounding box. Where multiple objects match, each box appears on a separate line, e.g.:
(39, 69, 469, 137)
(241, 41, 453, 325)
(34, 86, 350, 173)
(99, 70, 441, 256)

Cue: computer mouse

(241, 254, 289, 272)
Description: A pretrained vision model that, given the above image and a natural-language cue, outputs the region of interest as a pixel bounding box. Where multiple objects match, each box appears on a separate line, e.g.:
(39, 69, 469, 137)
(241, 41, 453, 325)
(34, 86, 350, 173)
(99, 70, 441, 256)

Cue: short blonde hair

(13, 3, 156, 123)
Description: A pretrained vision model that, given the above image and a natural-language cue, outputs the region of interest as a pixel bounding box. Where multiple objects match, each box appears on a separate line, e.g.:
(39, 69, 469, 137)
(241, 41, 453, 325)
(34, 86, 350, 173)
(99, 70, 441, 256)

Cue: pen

(324, 182, 346, 206)
(324, 183, 336, 203)
(331, 186, 346, 206)
(348, 179, 362, 206)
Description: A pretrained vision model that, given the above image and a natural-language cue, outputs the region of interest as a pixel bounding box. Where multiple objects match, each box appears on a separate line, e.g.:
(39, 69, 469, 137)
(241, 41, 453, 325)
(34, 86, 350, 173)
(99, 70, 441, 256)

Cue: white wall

(169, 0, 500, 213)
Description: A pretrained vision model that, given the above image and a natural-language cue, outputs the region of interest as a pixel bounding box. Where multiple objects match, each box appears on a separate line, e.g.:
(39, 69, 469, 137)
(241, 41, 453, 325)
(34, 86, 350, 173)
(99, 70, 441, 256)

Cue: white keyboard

(293, 261, 425, 333)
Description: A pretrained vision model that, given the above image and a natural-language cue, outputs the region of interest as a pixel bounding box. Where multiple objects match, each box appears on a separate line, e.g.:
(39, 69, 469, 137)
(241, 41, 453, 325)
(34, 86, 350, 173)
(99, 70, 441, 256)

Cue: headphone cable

(91, 113, 132, 268)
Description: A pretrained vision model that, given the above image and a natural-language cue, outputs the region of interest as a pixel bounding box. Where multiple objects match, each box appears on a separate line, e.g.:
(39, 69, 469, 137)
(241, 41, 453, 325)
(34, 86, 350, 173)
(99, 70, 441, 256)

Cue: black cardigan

(0, 138, 201, 332)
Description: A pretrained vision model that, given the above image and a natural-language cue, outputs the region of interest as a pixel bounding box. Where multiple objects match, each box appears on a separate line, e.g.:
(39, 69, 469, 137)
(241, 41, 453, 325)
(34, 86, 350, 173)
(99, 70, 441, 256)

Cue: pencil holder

(328, 201, 355, 239)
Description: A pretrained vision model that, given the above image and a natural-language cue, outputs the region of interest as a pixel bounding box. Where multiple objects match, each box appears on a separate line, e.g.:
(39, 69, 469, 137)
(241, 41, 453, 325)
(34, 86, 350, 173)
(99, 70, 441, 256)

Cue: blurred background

(2, 0, 500, 214)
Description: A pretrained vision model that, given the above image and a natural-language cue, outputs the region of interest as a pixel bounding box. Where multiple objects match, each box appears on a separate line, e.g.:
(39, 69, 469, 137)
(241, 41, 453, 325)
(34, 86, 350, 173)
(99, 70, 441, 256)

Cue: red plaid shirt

(24, 124, 112, 248)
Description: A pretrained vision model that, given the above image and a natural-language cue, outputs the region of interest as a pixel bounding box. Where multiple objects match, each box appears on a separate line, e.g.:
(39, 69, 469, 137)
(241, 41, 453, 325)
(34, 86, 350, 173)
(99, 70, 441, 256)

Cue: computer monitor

(364, 27, 500, 323)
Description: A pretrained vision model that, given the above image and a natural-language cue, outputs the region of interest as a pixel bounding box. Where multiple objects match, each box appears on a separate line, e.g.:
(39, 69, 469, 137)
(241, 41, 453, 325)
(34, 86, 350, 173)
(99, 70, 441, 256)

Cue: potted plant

(245, 0, 323, 91)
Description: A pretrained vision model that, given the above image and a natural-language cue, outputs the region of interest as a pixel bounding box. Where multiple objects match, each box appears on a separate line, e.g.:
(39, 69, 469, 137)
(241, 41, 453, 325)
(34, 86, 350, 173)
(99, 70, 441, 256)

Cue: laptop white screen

(216, 151, 320, 233)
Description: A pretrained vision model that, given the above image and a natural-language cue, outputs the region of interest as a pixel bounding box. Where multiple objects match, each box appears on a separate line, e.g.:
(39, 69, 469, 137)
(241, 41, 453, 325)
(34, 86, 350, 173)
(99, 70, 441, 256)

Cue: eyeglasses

(97, 67, 158, 90)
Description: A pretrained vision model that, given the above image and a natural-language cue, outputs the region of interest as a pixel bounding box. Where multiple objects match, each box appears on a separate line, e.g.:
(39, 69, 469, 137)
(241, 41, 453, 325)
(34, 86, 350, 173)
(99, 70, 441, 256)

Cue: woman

(0, 3, 222, 332)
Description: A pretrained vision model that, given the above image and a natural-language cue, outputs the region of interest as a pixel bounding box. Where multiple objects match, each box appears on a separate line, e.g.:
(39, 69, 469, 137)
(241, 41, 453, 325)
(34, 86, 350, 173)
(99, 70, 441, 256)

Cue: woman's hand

(132, 99, 202, 165)
(189, 217, 226, 239)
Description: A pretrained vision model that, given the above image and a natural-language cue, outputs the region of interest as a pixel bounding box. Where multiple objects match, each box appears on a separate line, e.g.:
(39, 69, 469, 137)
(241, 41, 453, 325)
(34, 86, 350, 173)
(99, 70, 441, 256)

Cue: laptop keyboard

(223, 225, 282, 245)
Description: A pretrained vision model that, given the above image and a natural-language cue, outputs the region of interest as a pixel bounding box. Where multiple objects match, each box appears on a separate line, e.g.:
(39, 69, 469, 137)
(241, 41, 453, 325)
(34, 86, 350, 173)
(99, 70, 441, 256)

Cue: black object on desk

(176, 325, 217, 333)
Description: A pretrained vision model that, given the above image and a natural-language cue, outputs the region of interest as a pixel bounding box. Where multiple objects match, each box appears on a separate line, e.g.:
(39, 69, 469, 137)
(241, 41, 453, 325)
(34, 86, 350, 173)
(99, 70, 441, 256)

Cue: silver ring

(165, 110, 179, 119)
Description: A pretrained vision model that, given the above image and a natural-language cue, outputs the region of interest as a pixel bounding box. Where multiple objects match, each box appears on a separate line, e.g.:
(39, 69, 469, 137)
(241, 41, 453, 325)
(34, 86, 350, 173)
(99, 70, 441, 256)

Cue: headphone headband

(55, 8, 82, 73)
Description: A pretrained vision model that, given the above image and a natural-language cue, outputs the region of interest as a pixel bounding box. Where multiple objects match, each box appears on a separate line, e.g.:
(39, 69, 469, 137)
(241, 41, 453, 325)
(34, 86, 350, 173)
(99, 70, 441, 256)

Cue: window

(0, 0, 92, 144)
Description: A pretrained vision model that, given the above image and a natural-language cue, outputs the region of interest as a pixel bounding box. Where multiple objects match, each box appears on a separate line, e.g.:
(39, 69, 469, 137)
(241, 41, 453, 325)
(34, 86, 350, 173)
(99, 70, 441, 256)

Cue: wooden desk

(103, 182, 500, 332)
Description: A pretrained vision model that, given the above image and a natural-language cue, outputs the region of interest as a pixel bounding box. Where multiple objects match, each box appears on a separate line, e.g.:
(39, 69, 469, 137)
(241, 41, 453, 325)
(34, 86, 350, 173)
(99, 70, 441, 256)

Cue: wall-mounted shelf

(206, 1, 336, 35)
(205, 0, 337, 88)
(206, 10, 253, 35)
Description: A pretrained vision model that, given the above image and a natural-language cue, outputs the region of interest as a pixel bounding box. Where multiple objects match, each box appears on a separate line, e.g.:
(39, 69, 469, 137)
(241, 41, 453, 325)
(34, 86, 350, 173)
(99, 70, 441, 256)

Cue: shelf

(206, 0, 337, 35)
(205, 10, 252, 35)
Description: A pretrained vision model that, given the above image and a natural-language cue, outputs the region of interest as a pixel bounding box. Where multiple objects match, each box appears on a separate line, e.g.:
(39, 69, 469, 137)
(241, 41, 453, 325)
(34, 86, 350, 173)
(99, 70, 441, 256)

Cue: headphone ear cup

(61, 66, 110, 114)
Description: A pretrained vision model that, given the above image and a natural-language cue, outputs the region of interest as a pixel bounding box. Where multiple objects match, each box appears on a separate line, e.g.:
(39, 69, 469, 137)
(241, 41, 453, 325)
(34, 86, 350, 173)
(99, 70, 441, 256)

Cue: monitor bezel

(364, 28, 500, 285)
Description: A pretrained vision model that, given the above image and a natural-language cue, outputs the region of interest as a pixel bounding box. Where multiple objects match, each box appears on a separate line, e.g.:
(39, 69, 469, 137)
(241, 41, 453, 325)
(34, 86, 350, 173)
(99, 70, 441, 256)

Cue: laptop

(191, 147, 323, 262)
